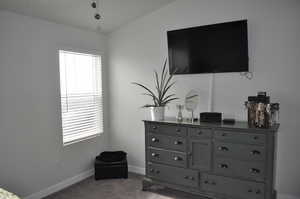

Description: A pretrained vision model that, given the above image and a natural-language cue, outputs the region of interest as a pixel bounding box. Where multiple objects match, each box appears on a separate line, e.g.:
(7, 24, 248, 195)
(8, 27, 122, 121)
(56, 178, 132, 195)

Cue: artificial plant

(132, 59, 178, 107)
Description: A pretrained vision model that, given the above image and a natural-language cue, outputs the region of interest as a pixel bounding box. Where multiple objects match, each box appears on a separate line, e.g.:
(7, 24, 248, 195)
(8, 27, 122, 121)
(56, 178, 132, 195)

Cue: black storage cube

(94, 151, 128, 180)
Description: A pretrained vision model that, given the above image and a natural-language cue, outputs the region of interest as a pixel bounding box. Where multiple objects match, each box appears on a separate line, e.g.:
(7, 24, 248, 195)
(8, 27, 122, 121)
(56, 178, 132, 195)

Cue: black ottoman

(94, 151, 128, 180)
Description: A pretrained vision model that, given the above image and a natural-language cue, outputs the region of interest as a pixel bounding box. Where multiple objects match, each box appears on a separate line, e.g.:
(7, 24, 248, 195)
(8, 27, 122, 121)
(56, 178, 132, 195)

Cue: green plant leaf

(162, 94, 176, 102)
(154, 70, 161, 101)
(160, 59, 168, 99)
(132, 58, 179, 107)
(161, 81, 176, 101)
(142, 93, 158, 105)
(141, 104, 156, 108)
(162, 71, 174, 92)
(160, 59, 167, 87)
(132, 82, 159, 102)
(161, 97, 179, 106)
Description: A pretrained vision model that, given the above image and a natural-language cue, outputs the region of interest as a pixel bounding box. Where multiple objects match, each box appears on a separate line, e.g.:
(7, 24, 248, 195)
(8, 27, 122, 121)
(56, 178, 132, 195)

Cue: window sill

(63, 133, 102, 147)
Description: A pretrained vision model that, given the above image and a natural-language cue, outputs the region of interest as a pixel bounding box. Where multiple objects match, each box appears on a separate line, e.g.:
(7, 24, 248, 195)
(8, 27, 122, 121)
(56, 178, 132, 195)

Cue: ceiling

(0, 0, 175, 33)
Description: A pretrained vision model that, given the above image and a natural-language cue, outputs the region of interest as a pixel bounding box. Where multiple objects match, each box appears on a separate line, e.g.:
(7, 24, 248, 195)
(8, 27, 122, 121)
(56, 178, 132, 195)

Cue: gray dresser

(143, 119, 279, 199)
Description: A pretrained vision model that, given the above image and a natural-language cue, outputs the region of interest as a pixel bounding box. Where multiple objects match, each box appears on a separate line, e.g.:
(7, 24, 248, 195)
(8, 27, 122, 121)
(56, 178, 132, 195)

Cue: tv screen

(167, 20, 249, 74)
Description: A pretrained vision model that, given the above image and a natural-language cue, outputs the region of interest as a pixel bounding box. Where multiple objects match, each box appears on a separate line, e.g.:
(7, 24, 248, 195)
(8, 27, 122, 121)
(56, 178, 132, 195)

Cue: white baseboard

(22, 165, 300, 199)
(23, 169, 93, 199)
(24, 166, 144, 199)
(128, 165, 145, 175)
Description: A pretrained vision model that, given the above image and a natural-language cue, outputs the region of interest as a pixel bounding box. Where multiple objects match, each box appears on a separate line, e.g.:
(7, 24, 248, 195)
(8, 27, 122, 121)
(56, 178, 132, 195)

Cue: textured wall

(108, 0, 300, 197)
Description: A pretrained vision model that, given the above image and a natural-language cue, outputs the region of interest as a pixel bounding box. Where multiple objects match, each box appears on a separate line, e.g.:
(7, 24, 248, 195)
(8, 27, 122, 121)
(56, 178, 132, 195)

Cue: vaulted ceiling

(0, 0, 175, 33)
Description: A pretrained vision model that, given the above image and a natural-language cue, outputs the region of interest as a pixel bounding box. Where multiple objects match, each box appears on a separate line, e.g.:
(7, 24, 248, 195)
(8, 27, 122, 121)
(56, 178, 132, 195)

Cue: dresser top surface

(143, 117, 279, 132)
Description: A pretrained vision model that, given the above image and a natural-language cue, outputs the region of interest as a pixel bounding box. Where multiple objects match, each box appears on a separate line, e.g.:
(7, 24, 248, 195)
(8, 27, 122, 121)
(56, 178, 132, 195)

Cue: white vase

(150, 106, 165, 121)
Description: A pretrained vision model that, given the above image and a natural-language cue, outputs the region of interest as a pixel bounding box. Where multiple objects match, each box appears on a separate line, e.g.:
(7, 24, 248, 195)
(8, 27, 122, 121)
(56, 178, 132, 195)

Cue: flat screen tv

(167, 20, 249, 74)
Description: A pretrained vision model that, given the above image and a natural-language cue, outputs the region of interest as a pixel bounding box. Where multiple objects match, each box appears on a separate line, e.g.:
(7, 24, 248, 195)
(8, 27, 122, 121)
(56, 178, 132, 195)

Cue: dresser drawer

(214, 130, 266, 145)
(149, 133, 186, 152)
(188, 127, 212, 139)
(214, 141, 266, 162)
(201, 174, 265, 199)
(214, 158, 265, 181)
(149, 124, 187, 137)
(148, 163, 198, 188)
(148, 148, 187, 168)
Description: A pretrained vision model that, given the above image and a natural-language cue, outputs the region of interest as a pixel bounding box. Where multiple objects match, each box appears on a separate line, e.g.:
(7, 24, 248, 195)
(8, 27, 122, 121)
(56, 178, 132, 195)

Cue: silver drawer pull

(218, 164, 229, 169)
(251, 150, 261, 155)
(174, 140, 182, 145)
(173, 156, 182, 161)
(151, 138, 159, 142)
(184, 176, 194, 180)
(250, 168, 260, 174)
(248, 189, 261, 194)
(218, 146, 229, 151)
(150, 168, 154, 173)
(151, 153, 159, 157)
(152, 126, 157, 130)
(203, 180, 216, 185)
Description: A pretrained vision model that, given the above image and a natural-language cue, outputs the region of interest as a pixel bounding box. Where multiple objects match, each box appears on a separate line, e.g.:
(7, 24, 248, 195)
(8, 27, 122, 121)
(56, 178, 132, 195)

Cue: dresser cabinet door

(214, 141, 266, 162)
(214, 158, 265, 181)
(148, 123, 187, 137)
(188, 139, 212, 171)
(148, 163, 199, 188)
(149, 148, 187, 168)
(148, 133, 186, 152)
(214, 130, 266, 145)
(201, 174, 265, 199)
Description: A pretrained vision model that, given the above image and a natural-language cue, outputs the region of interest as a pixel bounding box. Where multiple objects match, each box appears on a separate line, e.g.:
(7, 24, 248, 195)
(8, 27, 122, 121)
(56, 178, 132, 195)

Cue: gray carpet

(44, 173, 205, 199)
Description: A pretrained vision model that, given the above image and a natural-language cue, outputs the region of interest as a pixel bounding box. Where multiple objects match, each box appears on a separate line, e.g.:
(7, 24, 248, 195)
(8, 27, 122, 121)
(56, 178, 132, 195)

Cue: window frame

(57, 47, 104, 146)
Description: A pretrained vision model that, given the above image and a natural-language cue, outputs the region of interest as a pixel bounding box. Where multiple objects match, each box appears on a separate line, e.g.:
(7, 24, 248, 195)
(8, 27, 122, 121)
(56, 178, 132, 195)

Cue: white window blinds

(59, 50, 103, 145)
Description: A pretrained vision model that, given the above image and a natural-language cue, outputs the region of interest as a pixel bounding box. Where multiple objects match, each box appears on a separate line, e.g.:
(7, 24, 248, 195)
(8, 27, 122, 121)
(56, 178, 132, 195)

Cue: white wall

(0, 11, 109, 197)
(108, 0, 300, 197)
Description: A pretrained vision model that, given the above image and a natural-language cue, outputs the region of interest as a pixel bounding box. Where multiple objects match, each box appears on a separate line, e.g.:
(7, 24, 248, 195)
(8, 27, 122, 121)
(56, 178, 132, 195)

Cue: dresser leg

(272, 190, 277, 199)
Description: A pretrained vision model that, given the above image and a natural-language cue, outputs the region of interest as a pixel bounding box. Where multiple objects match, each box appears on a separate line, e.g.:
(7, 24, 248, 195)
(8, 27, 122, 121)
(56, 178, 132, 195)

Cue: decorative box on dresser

(142, 119, 279, 199)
